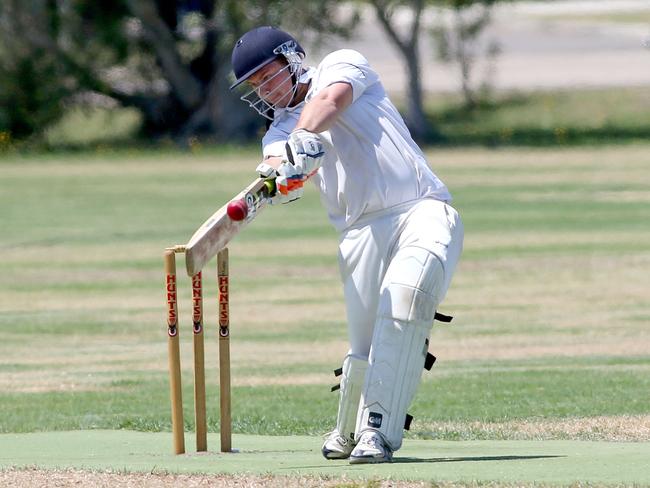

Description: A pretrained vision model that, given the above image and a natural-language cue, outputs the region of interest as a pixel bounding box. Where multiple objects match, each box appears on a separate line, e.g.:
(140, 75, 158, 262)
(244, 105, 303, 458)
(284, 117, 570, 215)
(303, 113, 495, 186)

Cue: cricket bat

(184, 178, 275, 276)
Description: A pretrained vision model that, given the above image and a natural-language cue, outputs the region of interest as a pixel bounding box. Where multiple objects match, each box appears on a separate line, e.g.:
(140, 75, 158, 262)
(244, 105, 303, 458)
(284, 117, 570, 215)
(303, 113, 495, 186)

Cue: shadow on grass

(436, 126, 650, 147)
(393, 454, 566, 464)
(420, 91, 650, 147)
(435, 95, 531, 124)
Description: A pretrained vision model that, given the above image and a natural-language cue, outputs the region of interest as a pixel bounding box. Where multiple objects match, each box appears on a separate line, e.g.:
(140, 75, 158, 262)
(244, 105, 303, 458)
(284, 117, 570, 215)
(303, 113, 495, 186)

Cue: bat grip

(262, 178, 277, 197)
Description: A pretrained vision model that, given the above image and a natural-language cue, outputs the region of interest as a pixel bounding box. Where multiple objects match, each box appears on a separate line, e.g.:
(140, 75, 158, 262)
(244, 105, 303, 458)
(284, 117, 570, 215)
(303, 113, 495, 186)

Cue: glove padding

(255, 129, 323, 205)
(285, 129, 325, 177)
(256, 161, 304, 205)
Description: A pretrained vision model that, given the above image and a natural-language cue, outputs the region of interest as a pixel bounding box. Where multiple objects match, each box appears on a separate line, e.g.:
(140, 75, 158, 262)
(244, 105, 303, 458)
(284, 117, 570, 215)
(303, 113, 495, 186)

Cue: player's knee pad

(356, 248, 444, 451)
(381, 246, 446, 323)
(334, 353, 368, 442)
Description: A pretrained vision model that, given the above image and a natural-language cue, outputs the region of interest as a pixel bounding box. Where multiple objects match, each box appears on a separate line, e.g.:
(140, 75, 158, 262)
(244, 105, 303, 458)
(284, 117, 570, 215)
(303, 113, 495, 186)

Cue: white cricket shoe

(321, 431, 355, 460)
(349, 431, 393, 464)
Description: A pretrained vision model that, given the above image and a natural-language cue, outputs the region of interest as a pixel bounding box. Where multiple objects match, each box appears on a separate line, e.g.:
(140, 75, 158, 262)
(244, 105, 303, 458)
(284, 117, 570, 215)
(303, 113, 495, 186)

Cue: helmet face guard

(237, 40, 304, 120)
(230, 27, 305, 120)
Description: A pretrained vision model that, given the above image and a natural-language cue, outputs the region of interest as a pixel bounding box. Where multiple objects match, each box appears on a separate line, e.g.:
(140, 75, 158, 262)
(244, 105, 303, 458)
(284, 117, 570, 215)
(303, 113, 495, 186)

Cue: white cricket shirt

(262, 49, 451, 232)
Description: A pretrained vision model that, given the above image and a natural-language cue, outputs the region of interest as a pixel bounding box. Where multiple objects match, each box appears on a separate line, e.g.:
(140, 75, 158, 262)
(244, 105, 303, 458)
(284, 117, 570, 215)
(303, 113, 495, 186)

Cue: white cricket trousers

(338, 198, 464, 357)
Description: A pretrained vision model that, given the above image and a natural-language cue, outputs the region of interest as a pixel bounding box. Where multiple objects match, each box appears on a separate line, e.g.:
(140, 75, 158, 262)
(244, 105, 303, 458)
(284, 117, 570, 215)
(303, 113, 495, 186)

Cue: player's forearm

(295, 82, 353, 133)
(296, 97, 342, 133)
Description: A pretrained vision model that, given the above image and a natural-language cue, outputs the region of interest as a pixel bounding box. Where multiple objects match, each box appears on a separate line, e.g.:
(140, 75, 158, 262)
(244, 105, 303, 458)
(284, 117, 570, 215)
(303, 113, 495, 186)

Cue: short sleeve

(309, 50, 379, 103)
(262, 138, 286, 158)
(261, 112, 299, 158)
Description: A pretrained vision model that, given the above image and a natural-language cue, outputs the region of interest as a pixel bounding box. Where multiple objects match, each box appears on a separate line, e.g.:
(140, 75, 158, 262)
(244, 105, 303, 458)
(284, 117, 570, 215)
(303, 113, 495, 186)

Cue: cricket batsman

(230, 26, 464, 464)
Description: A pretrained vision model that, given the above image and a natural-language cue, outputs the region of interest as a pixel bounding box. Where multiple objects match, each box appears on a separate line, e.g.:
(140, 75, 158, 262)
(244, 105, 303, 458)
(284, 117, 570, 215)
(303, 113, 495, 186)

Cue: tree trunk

(403, 44, 430, 141)
(454, 7, 477, 110)
(370, 0, 438, 142)
(126, 0, 202, 110)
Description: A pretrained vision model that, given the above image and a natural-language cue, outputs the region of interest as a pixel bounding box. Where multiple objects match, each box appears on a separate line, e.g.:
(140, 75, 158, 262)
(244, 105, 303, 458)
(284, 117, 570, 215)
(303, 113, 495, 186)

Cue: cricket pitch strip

(1, 431, 648, 485)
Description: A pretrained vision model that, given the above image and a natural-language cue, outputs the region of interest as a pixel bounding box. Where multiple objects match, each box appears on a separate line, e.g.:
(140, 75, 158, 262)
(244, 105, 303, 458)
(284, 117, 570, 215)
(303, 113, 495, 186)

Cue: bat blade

(184, 178, 273, 276)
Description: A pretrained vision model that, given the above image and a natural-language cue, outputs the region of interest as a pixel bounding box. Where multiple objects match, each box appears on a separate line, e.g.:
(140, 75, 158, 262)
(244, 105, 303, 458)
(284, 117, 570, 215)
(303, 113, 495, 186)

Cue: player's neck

(289, 74, 310, 107)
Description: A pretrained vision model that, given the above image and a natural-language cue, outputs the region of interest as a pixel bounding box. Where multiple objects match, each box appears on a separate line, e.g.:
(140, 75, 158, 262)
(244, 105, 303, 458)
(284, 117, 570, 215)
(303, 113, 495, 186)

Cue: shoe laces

(323, 431, 350, 446)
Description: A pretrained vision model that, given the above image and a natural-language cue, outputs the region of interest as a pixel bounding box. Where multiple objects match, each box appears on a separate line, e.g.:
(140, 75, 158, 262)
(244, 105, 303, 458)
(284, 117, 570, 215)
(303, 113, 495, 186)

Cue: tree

(363, 0, 500, 141)
(0, 1, 358, 143)
(431, 0, 500, 109)
(366, 0, 433, 141)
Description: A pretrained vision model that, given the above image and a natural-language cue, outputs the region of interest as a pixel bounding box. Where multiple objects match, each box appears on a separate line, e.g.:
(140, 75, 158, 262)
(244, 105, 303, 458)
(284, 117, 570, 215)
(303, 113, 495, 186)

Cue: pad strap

(434, 312, 453, 322)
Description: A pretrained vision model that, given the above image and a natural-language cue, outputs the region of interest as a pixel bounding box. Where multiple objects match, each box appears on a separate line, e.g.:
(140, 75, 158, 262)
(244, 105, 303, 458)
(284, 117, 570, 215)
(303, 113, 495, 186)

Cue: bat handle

(262, 178, 276, 197)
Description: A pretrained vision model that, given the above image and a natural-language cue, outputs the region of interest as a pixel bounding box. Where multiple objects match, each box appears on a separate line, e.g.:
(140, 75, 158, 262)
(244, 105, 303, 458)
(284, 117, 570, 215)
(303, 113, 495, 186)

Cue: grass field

(538, 12, 650, 24)
(0, 144, 649, 486)
(427, 86, 650, 146)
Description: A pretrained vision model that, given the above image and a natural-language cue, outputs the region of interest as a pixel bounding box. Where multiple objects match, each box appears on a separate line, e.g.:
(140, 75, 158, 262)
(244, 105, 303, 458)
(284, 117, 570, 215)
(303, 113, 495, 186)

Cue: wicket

(164, 245, 231, 454)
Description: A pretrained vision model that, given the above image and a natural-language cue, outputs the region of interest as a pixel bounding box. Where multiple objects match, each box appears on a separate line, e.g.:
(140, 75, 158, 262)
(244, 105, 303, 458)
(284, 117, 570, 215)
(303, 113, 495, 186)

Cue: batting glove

(285, 129, 325, 177)
(256, 161, 304, 205)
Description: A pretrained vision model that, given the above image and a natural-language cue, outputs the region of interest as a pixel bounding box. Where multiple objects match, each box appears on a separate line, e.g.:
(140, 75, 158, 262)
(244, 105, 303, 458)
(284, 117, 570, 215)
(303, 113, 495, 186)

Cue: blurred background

(1, 0, 649, 151)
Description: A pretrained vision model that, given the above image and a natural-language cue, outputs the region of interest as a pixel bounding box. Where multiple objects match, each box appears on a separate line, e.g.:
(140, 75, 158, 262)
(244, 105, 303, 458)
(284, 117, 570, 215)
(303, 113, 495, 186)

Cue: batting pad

(335, 354, 368, 441)
(356, 247, 444, 451)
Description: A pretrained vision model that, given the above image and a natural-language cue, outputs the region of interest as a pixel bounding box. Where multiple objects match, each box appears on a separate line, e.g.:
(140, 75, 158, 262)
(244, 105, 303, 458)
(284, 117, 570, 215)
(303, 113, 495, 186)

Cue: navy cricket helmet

(230, 26, 305, 90)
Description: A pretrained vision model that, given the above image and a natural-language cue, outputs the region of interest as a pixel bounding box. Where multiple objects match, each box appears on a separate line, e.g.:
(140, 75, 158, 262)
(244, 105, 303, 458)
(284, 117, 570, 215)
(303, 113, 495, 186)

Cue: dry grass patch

(0, 334, 349, 393)
(430, 145, 649, 188)
(515, 190, 650, 204)
(0, 284, 159, 315)
(418, 415, 650, 442)
(234, 373, 334, 387)
(429, 145, 650, 170)
(446, 252, 650, 333)
(0, 336, 164, 393)
(465, 230, 650, 250)
(429, 335, 650, 363)
(230, 300, 344, 328)
(2, 241, 156, 265)
(232, 340, 348, 370)
(0, 469, 437, 488)
(234, 238, 338, 258)
(0, 153, 253, 178)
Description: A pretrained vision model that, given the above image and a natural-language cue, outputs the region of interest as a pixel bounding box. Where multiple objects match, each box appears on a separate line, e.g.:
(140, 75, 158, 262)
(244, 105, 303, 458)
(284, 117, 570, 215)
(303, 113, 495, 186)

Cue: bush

(0, 48, 68, 140)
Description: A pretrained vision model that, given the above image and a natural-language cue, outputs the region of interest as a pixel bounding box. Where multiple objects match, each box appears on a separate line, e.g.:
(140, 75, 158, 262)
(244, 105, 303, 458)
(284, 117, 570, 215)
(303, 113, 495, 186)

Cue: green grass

(0, 144, 648, 485)
(43, 106, 142, 147)
(1, 355, 647, 435)
(0, 144, 648, 450)
(428, 86, 650, 146)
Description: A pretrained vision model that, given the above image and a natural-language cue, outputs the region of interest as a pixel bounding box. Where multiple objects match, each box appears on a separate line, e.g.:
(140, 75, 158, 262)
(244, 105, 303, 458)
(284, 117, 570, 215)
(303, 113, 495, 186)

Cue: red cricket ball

(226, 199, 248, 221)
